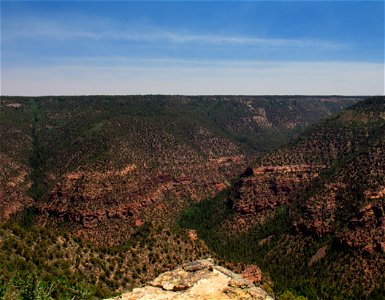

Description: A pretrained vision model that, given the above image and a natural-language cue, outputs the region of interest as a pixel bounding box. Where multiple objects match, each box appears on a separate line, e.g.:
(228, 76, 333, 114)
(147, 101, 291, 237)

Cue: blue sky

(1, 1, 384, 95)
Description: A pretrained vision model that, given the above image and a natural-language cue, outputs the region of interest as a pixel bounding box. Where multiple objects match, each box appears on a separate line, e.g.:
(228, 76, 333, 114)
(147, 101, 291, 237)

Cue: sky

(1, 0, 384, 96)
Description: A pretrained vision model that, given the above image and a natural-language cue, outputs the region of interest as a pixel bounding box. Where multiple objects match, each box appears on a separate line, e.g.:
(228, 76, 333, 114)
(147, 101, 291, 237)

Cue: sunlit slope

(1, 95, 358, 245)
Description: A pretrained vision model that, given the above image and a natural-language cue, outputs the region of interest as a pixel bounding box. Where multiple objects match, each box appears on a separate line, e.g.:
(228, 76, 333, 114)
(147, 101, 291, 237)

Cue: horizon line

(0, 94, 379, 97)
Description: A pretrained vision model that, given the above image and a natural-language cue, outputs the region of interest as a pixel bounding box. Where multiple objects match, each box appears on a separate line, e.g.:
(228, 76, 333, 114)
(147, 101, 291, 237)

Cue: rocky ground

(109, 259, 273, 300)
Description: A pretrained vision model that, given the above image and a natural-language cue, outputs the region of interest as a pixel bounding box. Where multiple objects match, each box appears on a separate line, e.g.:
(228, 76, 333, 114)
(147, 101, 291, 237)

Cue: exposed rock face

(188, 230, 198, 241)
(334, 201, 385, 254)
(228, 165, 322, 217)
(4, 102, 22, 109)
(36, 155, 246, 244)
(308, 245, 328, 267)
(110, 259, 273, 300)
(241, 264, 263, 284)
(252, 108, 273, 129)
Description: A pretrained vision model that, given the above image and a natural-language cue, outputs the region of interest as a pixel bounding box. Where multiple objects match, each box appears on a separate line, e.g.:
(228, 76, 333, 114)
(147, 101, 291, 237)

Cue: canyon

(1, 95, 384, 299)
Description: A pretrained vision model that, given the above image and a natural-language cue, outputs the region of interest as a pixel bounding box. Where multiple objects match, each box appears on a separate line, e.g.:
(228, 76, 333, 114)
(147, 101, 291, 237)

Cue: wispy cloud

(2, 4, 382, 96)
(3, 17, 345, 49)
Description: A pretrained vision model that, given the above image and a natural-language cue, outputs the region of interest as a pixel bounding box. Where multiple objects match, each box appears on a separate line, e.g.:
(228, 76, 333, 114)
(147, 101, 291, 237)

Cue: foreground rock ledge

(109, 259, 274, 300)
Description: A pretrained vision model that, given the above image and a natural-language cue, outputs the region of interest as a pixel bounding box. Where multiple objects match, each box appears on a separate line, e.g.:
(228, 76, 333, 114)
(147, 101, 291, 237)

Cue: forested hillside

(180, 96, 385, 299)
(0, 95, 358, 243)
(0, 95, 360, 298)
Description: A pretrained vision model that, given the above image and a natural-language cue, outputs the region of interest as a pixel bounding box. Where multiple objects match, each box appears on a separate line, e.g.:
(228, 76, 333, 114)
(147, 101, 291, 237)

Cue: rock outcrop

(109, 259, 273, 300)
(227, 165, 321, 219)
